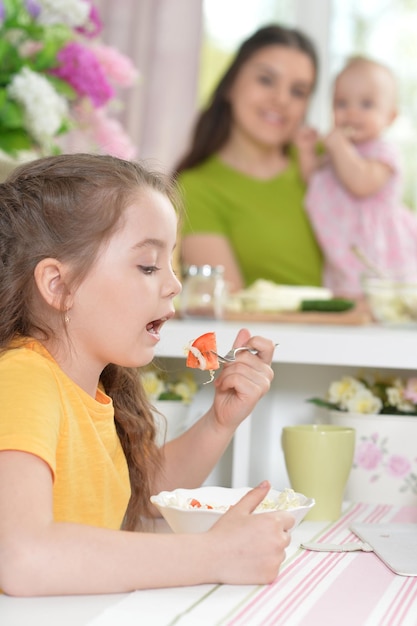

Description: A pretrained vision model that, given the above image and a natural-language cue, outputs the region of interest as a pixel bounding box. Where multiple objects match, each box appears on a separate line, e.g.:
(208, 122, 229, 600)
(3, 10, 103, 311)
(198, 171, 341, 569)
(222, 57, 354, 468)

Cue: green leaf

(158, 391, 184, 401)
(46, 75, 77, 99)
(0, 99, 25, 129)
(0, 129, 34, 155)
(306, 398, 341, 410)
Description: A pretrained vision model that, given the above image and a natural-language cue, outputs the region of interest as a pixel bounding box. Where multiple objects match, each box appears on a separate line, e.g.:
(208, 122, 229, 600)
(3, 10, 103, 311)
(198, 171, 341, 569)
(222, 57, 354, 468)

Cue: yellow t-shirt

(0, 339, 130, 529)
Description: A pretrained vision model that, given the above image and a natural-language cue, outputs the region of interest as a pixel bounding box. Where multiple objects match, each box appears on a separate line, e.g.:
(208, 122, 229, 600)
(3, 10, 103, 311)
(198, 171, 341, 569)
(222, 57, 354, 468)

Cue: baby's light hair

(336, 54, 398, 104)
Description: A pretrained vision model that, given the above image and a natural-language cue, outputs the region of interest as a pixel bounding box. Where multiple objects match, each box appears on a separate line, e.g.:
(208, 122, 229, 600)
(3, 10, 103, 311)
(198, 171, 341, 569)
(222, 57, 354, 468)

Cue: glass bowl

(362, 275, 417, 326)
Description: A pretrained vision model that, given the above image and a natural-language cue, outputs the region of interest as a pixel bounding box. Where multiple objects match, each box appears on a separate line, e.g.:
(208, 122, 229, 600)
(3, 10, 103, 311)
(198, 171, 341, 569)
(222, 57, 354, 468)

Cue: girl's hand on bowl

(207, 481, 294, 585)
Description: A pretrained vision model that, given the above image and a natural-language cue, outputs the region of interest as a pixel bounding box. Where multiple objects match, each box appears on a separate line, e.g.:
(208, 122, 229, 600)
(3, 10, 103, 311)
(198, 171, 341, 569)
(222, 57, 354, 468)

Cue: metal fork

(210, 346, 260, 363)
(211, 343, 279, 363)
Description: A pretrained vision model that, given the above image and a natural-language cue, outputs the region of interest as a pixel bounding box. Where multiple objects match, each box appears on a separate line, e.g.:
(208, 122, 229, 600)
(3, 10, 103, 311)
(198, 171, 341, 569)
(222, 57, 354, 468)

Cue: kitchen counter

(156, 318, 417, 369)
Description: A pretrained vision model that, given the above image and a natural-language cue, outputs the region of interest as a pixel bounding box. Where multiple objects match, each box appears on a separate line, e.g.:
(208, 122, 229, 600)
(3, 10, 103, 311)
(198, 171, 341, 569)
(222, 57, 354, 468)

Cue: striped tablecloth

(89, 502, 417, 626)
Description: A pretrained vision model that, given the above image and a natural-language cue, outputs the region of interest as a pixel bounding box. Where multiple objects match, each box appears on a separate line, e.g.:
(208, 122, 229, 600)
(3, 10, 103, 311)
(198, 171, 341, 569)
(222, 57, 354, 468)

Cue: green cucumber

(300, 298, 355, 312)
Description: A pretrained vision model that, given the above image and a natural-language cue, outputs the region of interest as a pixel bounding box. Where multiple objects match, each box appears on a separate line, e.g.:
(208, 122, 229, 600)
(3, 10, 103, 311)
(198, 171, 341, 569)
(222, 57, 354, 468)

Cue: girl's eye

(139, 265, 160, 275)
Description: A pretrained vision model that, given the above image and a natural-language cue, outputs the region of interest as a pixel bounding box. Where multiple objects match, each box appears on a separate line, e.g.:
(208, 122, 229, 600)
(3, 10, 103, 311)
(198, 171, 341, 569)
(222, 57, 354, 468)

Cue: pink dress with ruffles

(305, 138, 417, 297)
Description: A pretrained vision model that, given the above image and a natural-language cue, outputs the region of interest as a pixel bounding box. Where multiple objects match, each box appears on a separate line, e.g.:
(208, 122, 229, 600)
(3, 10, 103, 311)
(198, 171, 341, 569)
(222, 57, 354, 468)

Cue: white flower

(36, 0, 90, 27)
(386, 386, 415, 413)
(7, 67, 69, 149)
(141, 371, 165, 400)
(172, 377, 198, 404)
(345, 388, 383, 414)
(327, 376, 366, 410)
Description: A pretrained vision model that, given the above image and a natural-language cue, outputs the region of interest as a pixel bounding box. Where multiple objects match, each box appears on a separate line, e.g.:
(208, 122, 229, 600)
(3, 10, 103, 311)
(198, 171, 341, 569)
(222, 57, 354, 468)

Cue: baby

(296, 56, 417, 297)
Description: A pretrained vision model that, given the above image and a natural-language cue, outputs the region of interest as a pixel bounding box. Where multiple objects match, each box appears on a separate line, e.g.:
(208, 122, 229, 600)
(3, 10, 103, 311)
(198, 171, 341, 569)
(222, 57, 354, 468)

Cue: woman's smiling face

(68, 186, 182, 372)
(227, 44, 316, 150)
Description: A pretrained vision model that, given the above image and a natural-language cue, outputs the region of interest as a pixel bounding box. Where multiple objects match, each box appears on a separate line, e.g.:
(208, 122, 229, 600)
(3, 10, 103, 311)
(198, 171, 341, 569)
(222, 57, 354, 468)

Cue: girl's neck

(39, 334, 100, 398)
(217, 135, 288, 180)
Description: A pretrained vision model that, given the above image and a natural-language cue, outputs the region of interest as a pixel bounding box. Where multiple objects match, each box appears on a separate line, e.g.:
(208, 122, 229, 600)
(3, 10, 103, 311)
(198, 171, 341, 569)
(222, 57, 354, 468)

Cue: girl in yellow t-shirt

(0, 153, 292, 596)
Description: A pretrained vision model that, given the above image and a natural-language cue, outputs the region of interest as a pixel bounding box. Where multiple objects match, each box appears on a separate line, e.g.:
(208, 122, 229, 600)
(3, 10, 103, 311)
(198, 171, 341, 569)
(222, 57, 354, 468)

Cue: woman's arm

(324, 128, 393, 197)
(181, 233, 245, 292)
(0, 450, 292, 596)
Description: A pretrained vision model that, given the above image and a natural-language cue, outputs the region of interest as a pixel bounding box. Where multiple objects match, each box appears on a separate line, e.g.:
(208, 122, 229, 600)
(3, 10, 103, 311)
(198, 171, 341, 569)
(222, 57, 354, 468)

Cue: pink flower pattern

(355, 439, 384, 470)
(385, 455, 412, 478)
(353, 432, 417, 494)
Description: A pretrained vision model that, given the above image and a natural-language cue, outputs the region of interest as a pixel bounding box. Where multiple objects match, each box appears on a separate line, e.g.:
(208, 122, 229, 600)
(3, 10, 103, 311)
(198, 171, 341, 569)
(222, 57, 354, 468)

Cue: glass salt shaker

(180, 264, 227, 319)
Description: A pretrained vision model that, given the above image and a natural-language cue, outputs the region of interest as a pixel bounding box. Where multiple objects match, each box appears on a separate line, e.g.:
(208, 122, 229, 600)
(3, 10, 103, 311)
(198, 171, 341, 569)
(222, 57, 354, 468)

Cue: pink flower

(76, 1, 102, 38)
(70, 105, 137, 159)
(355, 440, 383, 470)
(91, 109, 137, 159)
(92, 44, 139, 87)
(385, 455, 411, 478)
(51, 42, 114, 107)
(404, 378, 417, 404)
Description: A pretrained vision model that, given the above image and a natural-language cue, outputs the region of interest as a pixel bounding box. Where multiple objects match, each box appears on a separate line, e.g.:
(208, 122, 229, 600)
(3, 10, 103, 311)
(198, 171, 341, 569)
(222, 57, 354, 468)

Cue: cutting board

(224, 301, 373, 326)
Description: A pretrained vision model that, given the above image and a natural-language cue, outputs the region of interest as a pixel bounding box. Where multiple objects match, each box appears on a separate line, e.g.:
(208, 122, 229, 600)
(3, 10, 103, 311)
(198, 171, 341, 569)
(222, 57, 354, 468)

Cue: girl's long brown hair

(0, 153, 179, 530)
(174, 23, 318, 176)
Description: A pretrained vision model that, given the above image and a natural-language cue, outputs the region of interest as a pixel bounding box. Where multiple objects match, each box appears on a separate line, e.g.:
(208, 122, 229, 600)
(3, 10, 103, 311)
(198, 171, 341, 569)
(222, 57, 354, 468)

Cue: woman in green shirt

(175, 24, 323, 292)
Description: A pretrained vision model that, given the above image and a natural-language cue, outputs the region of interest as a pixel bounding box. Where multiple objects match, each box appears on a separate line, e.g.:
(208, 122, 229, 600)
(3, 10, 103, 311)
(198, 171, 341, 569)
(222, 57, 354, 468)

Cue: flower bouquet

(308, 375, 417, 415)
(0, 0, 138, 160)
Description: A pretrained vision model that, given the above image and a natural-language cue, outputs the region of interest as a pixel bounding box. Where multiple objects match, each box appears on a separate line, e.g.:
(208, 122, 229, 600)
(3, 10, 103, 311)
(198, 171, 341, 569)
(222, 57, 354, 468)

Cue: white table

(2, 502, 417, 626)
(155, 320, 417, 488)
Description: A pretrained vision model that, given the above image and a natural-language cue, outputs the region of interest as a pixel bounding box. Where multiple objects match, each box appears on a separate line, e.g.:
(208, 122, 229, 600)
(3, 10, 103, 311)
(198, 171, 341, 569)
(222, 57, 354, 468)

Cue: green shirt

(179, 155, 323, 287)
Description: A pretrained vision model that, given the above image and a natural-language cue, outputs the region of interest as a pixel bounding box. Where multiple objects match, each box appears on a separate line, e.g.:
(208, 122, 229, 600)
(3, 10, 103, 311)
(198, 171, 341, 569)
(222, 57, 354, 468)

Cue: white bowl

(150, 486, 315, 534)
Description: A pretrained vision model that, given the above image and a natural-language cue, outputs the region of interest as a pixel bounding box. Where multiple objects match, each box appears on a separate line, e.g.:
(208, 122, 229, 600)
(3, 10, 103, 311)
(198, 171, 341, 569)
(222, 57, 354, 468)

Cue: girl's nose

(169, 271, 182, 298)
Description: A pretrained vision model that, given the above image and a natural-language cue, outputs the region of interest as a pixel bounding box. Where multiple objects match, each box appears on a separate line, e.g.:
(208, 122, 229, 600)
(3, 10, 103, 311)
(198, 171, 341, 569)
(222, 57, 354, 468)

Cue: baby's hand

(294, 126, 320, 153)
(325, 126, 354, 152)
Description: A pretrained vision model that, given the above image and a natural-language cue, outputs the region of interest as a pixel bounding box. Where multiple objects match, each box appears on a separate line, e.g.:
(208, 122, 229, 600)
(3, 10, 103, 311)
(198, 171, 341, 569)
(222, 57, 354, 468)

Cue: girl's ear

(33, 258, 72, 312)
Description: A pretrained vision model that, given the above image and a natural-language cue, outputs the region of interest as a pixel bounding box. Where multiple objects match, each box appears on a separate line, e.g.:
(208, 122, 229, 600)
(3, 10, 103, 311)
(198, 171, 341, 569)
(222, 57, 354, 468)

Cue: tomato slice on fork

(186, 332, 219, 371)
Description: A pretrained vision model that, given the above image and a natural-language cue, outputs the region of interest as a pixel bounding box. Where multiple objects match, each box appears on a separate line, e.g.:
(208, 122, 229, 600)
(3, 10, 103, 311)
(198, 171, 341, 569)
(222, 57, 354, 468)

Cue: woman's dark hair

(0, 153, 180, 530)
(174, 23, 318, 175)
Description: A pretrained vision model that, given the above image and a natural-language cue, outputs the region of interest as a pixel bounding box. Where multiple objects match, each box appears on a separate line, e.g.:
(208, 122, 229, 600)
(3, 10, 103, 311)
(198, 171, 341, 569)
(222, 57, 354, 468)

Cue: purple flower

(385, 455, 411, 478)
(355, 440, 383, 470)
(0, 1, 5, 22)
(51, 42, 114, 108)
(25, 0, 41, 18)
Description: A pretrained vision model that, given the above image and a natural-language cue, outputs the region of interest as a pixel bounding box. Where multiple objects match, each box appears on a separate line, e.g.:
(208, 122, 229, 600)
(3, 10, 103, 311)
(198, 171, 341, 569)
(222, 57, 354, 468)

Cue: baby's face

(333, 63, 397, 143)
